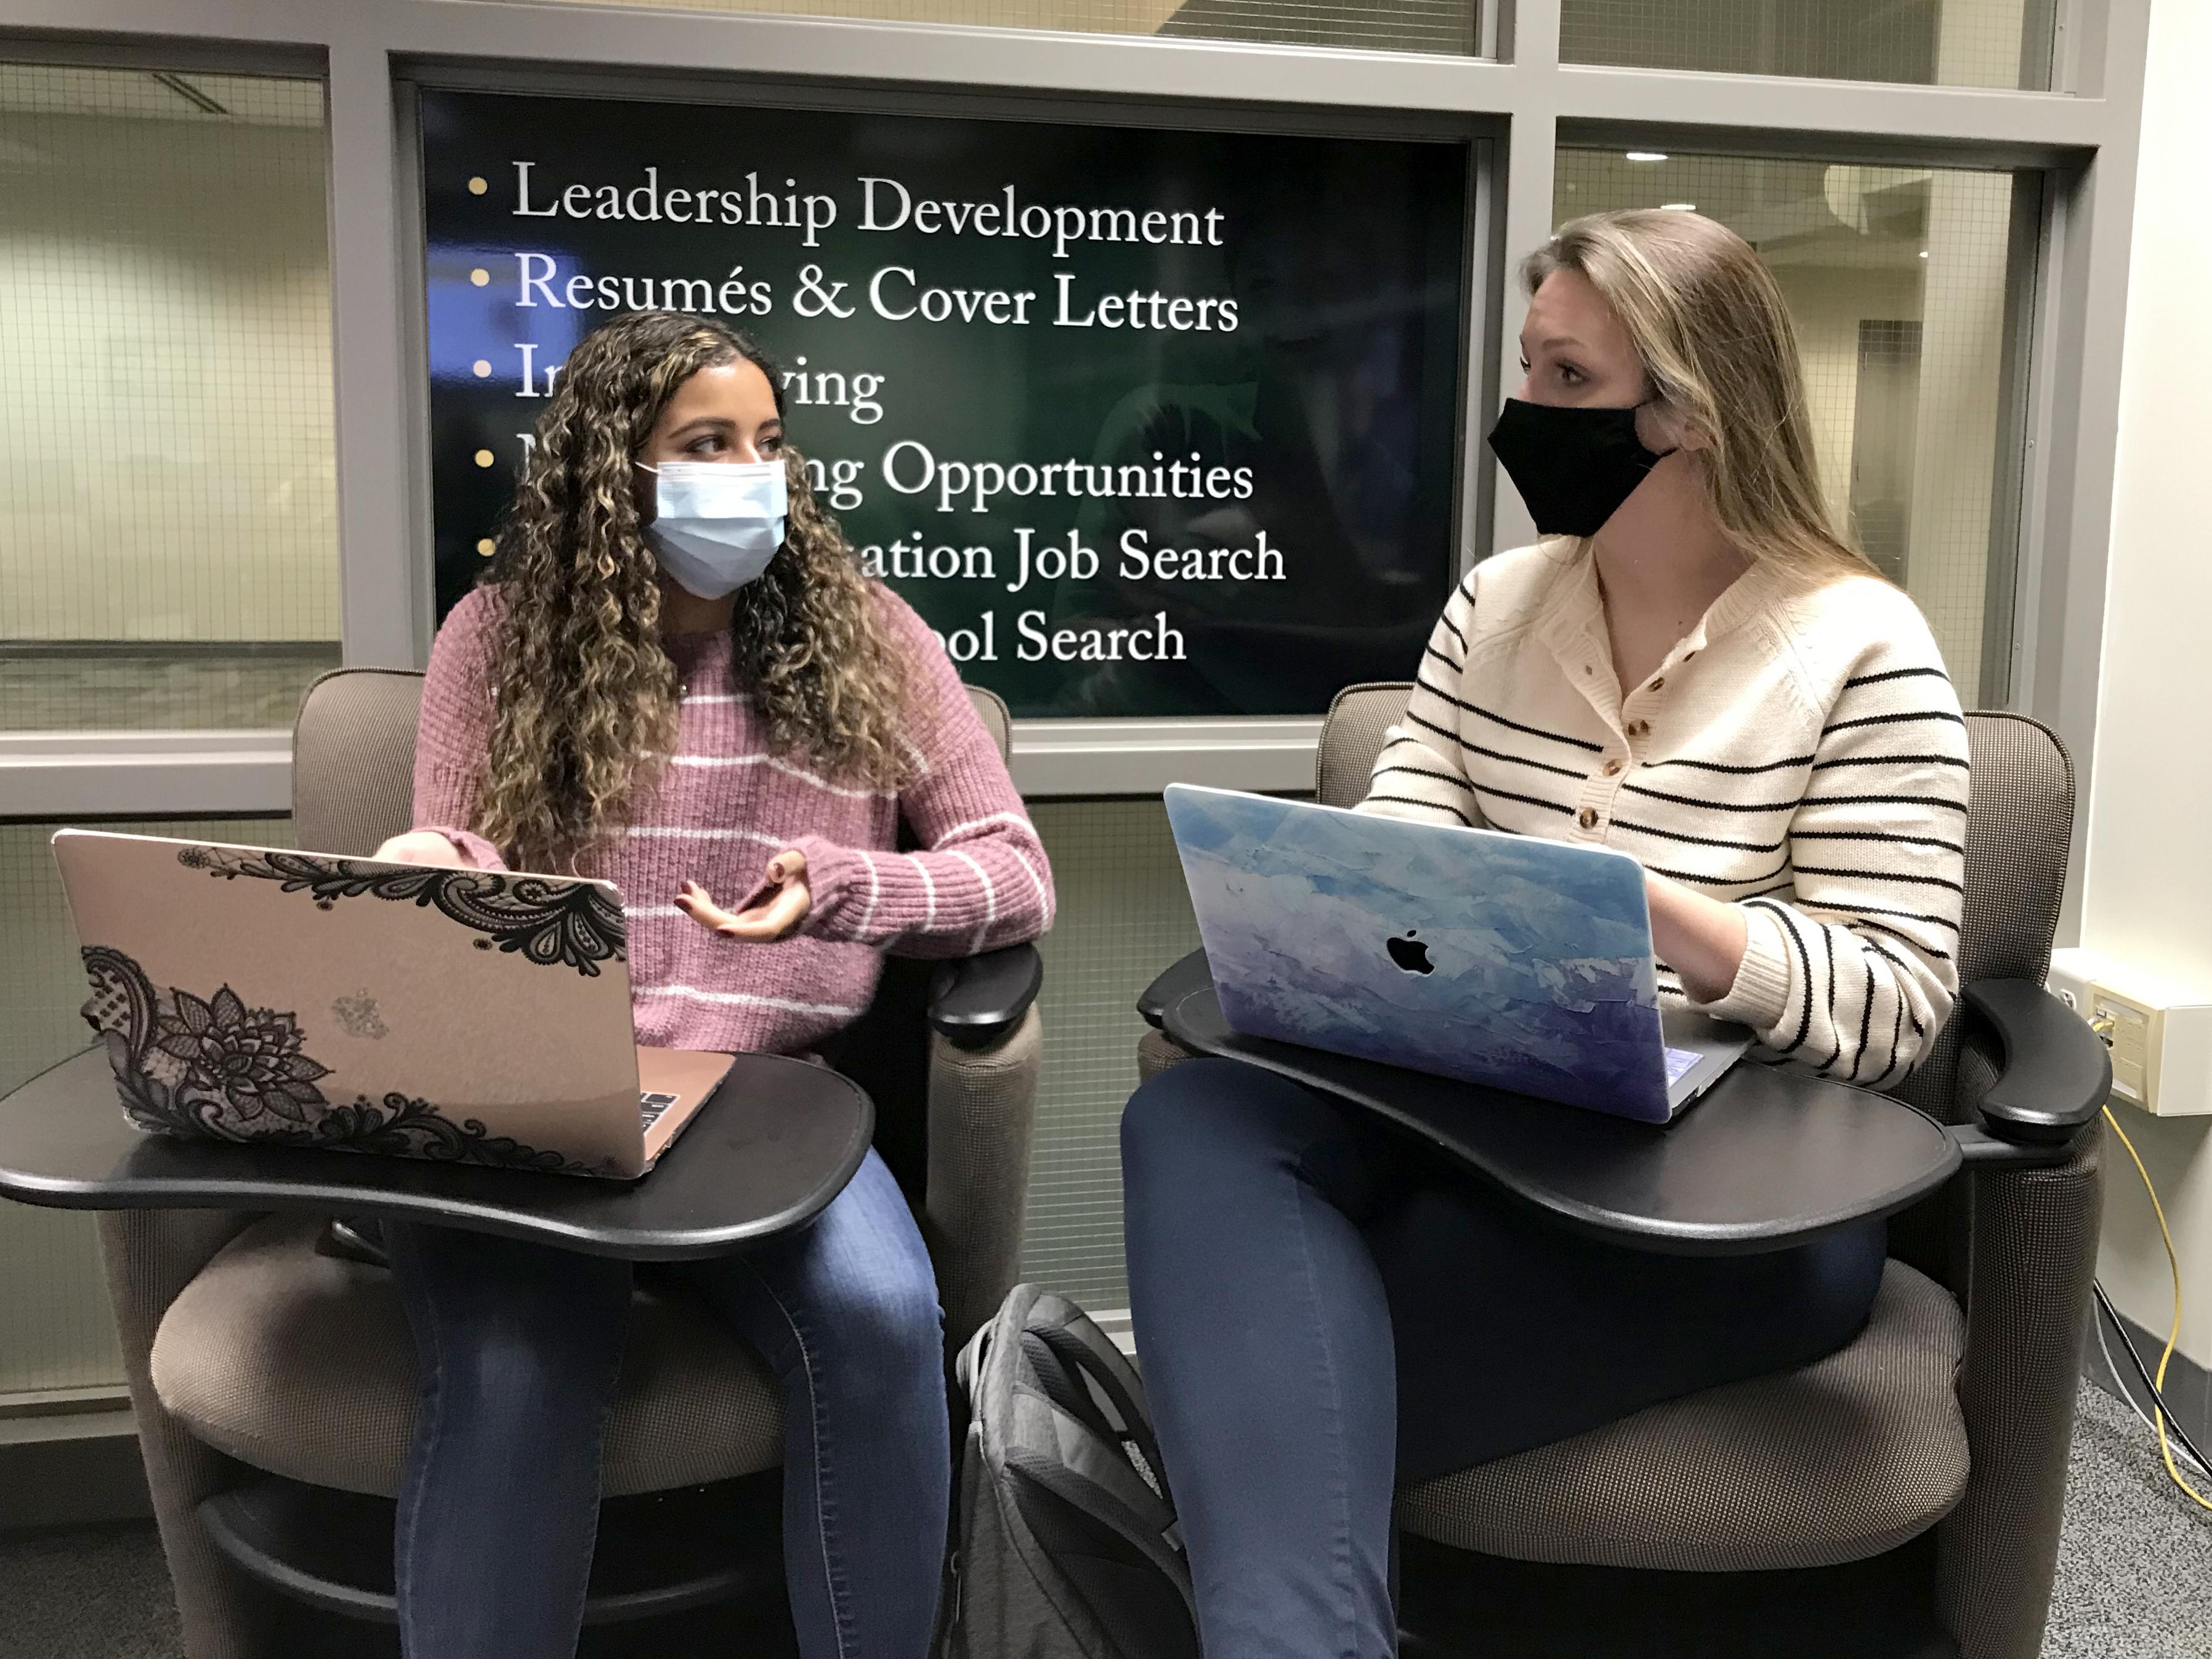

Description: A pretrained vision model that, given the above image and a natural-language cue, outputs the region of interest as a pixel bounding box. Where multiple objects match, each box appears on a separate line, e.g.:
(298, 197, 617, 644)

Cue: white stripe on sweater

(857, 852, 881, 939)
(1003, 845, 1054, 925)
(938, 811, 1037, 842)
(938, 812, 1050, 926)
(669, 752, 885, 799)
(629, 825, 786, 849)
(950, 848, 999, 953)
(636, 985, 865, 1018)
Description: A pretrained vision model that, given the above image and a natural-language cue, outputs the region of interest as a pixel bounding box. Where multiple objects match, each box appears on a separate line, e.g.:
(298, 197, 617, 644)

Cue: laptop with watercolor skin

(1162, 786, 1751, 1124)
(50, 828, 731, 1179)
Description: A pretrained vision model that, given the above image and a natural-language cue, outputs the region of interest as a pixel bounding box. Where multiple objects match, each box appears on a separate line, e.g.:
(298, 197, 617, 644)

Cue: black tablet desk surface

(0, 1047, 872, 1262)
(1161, 984, 1961, 1257)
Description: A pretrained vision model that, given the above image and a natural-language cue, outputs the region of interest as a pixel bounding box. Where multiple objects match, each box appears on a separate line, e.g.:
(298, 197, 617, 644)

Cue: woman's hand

(1644, 871, 1749, 1004)
(372, 831, 475, 869)
(678, 850, 812, 943)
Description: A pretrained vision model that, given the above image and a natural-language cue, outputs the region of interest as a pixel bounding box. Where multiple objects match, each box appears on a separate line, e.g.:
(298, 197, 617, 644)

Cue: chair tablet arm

(1948, 1121, 2080, 1168)
(312, 1217, 390, 1269)
(1137, 948, 1211, 1030)
(929, 944, 1044, 1052)
(1960, 978, 2112, 1148)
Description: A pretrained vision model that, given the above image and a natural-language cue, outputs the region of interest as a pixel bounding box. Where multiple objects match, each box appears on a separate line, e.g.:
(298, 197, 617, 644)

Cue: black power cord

(2093, 1280, 2212, 1477)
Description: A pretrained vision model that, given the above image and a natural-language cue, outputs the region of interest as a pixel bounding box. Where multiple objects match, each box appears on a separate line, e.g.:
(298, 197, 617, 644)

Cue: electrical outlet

(2048, 948, 2212, 1116)
(2090, 990, 2155, 1105)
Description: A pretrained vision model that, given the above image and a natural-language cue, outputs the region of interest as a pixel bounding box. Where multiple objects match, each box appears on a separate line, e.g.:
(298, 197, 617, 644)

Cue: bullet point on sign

(474, 449, 494, 468)
(468, 176, 488, 195)
(477, 538, 496, 557)
(472, 360, 491, 377)
(470, 268, 490, 287)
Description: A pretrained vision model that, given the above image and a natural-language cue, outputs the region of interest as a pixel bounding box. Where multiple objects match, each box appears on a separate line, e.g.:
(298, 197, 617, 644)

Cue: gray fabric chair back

(966, 683, 1012, 762)
(1892, 712, 2072, 1129)
(1309, 684, 2076, 1129)
(1948, 712, 2072, 990)
(1317, 682, 1415, 810)
(291, 669, 426, 855)
(289, 669, 1013, 857)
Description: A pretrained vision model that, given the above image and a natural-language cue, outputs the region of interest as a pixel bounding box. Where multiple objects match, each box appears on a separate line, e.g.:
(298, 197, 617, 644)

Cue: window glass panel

(1554, 150, 2027, 701)
(1561, 0, 2053, 91)
(0, 817, 290, 1398)
(0, 65, 339, 733)
(442, 0, 1483, 55)
(1021, 799, 1200, 1312)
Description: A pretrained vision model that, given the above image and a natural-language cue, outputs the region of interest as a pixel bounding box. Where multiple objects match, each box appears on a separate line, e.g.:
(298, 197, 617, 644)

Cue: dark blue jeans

(384, 1148, 948, 1659)
(1121, 1060, 1886, 1659)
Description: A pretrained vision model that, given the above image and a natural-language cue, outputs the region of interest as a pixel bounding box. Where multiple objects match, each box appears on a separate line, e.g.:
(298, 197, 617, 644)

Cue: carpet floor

(3, 1382, 2206, 1658)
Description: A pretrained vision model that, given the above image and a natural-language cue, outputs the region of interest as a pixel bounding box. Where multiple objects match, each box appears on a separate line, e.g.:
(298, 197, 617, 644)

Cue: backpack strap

(1026, 1294, 1145, 1407)
(1001, 1420, 1197, 1612)
(1022, 1296, 1174, 1498)
(1012, 1296, 1193, 1620)
(955, 1315, 993, 1400)
(1023, 1323, 1176, 1509)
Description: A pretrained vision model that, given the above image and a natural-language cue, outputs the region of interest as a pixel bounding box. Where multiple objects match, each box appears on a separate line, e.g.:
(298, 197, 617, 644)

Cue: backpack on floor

(942, 1284, 1200, 1659)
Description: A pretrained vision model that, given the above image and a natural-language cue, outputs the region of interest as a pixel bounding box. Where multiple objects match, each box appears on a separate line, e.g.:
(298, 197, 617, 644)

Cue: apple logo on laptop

(1386, 930, 1434, 975)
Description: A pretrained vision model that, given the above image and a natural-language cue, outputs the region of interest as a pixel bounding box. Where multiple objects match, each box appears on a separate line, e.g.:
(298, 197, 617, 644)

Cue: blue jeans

(1121, 1060, 1886, 1659)
(384, 1148, 948, 1659)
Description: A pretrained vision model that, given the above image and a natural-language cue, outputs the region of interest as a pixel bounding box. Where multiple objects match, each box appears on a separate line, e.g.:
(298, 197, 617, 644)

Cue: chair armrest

(1948, 1122, 2078, 1168)
(1936, 1122, 2102, 1655)
(1137, 948, 1211, 1030)
(1959, 979, 2111, 1147)
(928, 943, 1043, 1052)
(927, 1009, 1042, 1347)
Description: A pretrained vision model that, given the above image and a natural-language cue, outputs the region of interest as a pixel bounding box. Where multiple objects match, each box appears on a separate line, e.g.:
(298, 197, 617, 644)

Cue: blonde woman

(370, 311, 1054, 1659)
(1121, 210, 1966, 1658)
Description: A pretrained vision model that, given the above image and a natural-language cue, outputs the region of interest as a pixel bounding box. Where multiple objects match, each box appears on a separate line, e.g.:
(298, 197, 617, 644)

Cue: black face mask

(1486, 398, 1676, 538)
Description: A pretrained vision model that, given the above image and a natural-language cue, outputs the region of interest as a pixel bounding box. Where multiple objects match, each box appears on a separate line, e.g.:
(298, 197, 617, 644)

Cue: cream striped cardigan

(1357, 541, 1968, 1087)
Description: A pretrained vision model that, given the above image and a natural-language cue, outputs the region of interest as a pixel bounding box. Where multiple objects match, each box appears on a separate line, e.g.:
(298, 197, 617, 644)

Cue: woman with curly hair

(370, 310, 1054, 1659)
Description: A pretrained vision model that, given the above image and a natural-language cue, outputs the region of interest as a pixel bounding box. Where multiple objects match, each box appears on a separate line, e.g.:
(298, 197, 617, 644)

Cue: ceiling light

(1660, 203, 1697, 211)
(1919, 249, 1930, 258)
(1626, 151, 1668, 163)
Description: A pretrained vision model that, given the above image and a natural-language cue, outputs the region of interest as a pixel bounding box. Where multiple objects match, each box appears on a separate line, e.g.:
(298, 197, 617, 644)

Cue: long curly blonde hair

(473, 311, 911, 870)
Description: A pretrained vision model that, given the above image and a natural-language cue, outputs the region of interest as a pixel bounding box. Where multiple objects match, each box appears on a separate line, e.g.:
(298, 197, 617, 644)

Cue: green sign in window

(421, 90, 1470, 717)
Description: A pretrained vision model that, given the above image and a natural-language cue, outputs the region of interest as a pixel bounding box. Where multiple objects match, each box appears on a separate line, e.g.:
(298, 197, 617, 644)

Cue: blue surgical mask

(639, 460, 788, 599)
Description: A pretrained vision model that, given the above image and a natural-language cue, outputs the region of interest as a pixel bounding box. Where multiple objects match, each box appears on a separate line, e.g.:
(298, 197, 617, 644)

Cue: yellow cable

(2100, 1104, 2212, 1512)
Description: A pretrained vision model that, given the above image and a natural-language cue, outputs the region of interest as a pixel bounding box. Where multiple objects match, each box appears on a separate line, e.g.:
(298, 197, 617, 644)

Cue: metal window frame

(0, 0, 2152, 926)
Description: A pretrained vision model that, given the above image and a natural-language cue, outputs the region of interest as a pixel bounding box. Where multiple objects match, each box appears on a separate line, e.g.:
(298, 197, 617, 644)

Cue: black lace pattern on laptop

(175, 847, 627, 975)
(79, 945, 607, 1177)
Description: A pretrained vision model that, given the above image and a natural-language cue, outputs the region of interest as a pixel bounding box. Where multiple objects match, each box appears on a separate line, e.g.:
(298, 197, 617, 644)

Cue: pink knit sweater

(411, 584, 1056, 1057)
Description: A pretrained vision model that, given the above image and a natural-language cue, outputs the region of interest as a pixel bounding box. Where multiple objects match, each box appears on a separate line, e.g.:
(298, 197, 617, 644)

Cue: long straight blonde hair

(1524, 209, 1876, 580)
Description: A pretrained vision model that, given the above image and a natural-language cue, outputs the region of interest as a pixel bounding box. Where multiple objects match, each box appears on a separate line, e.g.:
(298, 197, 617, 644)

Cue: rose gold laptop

(50, 829, 732, 1180)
